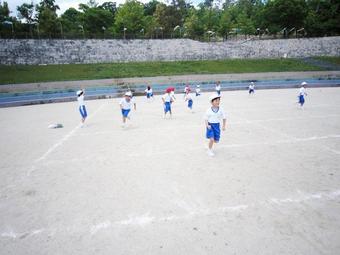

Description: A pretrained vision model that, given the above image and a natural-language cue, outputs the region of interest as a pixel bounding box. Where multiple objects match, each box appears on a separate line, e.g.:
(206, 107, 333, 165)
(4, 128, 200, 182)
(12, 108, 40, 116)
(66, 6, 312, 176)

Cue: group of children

(76, 80, 308, 156)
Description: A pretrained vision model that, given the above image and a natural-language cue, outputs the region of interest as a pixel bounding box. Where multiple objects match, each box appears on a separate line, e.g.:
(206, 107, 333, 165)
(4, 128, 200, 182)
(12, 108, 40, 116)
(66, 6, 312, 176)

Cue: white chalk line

(86, 189, 340, 234)
(2, 189, 339, 239)
(321, 145, 340, 155)
(27, 102, 108, 176)
(37, 133, 340, 161)
(127, 133, 340, 158)
(1, 228, 44, 240)
(72, 113, 340, 138)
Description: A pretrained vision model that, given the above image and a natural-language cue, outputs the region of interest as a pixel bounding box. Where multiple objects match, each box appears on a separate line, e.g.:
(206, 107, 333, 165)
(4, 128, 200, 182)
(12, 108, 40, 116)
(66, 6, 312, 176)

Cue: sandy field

(0, 87, 340, 254)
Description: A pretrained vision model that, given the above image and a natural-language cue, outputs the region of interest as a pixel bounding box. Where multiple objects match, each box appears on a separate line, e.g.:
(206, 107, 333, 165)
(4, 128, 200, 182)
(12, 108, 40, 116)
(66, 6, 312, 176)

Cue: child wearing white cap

(77, 89, 87, 126)
(145, 85, 154, 101)
(119, 91, 136, 126)
(298, 82, 307, 107)
(249, 82, 255, 94)
(215, 81, 221, 95)
(185, 92, 194, 112)
(195, 85, 201, 96)
(204, 94, 227, 156)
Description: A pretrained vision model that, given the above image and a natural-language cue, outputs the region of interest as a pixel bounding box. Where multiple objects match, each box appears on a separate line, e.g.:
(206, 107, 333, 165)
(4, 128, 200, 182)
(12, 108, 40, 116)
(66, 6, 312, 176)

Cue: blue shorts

(217, 90, 221, 95)
(121, 109, 131, 117)
(79, 105, 87, 118)
(164, 102, 171, 113)
(299, 95, 305, 105)
(146, 93, 153, 98)
(249, 89, 254, 94)
(188, 99, 193, 109)
(206, 123, 220, 142)
(196, 93, 200, 96)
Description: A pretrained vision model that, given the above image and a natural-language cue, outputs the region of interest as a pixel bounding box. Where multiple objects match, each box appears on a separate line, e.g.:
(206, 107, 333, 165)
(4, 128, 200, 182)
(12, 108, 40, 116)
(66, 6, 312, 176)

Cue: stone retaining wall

(0, 37, 339, 65)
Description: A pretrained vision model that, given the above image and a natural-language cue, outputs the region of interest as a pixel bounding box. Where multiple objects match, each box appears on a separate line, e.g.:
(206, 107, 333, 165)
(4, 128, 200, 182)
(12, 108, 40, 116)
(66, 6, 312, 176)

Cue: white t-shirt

(249, 84, 254, 90)
(119, 97, 135, 110)
(196, 88, 201, 93)
(204, 107, 226, 123)
(185, 93, 193, 101)
(299, 87, 306, 95)
(145, 88, 153, 94)
(162, 93, 172, 103)
(215, 85, 221, 91)
(77, 95, 85, 106)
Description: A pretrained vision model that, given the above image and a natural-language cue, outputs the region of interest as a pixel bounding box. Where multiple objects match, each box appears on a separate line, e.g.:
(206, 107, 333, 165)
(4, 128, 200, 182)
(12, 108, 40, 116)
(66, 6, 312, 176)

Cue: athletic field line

(27, 102, 107, 176)
(1, 189, 339, 239)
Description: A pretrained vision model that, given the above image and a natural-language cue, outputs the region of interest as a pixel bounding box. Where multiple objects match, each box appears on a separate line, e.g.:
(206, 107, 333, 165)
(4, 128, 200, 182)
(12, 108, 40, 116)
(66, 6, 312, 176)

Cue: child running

(298, 82, 307, 108)
(170, 87, 176, 102)
(145, 85, 154, 101)
(195, 85, 201, 96)
(215, 81, 221, 95)
(204, 94, 227, 157)
(185, 92, 194, 112)
(77, 89, 87, 127)
(184, 83, 190, 98)
(248, 82, 255, 95)
(162, 88, 174, 119)
(119, 91, 136, 127)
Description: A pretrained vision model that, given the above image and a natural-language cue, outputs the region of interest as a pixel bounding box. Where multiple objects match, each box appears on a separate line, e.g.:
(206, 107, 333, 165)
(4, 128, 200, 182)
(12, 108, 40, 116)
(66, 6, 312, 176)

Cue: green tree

(17, 2, 35, 37)
(144, 0, 159, 16)
(99, 2, 117, 16)
(304, 0, 340, 37)
(143, 15, 157, 38)
(60, 7, 83, 38)
(184, 9, 204, 39)
(36, 0, 60, 38)
(0, 0, 10, 22)
(262, 0, 306, 35)
(218, 9, 232, 40)
(154, 3, 182, 37)
(83, 7, 114, 37)
(236, 11, 255, 38)
(115, 0, 145, 38)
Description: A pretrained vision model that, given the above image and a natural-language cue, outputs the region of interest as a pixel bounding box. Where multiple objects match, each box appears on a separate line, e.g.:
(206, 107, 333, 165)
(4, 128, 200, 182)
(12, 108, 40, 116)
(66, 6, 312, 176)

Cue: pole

(60, 22, 63, 39)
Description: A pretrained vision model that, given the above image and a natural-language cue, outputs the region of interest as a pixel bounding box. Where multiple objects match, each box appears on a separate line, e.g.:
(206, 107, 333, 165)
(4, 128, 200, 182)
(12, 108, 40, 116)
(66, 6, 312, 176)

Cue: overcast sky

(7, 0, 199, 17)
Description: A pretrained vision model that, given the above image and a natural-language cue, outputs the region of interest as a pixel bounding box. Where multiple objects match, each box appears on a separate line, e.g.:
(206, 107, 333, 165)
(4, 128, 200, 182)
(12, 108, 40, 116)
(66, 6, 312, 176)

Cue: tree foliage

(1, 0, 339, 39)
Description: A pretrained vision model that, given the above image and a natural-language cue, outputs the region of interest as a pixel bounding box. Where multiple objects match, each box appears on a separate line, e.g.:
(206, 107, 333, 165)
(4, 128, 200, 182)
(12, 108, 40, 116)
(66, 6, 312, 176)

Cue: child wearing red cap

(162, 88, 173, 119)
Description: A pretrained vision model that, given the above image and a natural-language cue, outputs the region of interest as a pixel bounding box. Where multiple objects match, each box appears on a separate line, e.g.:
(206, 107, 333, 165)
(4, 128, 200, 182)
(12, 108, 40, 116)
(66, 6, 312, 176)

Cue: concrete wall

(0, 37, 339, 65)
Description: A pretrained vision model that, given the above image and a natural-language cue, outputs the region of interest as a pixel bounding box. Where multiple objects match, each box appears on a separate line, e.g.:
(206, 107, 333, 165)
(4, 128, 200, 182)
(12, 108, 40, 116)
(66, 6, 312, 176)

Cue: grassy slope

(0, 58, 329, 85)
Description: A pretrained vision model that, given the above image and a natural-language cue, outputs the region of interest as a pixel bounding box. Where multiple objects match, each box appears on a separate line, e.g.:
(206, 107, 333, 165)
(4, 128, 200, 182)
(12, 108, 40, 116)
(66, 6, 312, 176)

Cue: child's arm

(134, 103, 136, 110)
(205, 120, 211, 129)
(222, 119, 226, 131)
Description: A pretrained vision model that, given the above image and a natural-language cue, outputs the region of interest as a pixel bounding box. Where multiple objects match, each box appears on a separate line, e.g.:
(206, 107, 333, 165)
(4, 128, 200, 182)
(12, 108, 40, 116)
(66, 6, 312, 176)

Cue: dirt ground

(0, 87, 340, 255)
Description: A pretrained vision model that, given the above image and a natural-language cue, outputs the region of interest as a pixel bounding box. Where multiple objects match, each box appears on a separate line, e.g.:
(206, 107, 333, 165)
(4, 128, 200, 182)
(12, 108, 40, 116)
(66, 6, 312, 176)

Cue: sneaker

(207, 149, 214, 157)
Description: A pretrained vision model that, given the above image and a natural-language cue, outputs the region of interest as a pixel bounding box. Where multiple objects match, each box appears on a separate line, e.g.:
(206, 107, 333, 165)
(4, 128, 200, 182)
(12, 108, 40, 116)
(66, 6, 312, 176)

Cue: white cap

(251, 82, 254, 84)
(76, 90, 83, 96)
(209, 93, 221, 102)
(125, 91, 132, 97)
(301, 81, 307, 86)
(197, 85, 200, 87)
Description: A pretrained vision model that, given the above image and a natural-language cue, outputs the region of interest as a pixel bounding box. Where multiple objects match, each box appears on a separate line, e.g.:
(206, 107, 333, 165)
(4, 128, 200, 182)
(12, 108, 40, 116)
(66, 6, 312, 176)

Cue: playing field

(1, 87, 340, 254)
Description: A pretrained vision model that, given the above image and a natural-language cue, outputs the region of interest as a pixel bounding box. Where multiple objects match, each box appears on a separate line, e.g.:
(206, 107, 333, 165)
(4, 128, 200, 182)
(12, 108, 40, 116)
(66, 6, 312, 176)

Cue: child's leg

(208, 138, 214, 149)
